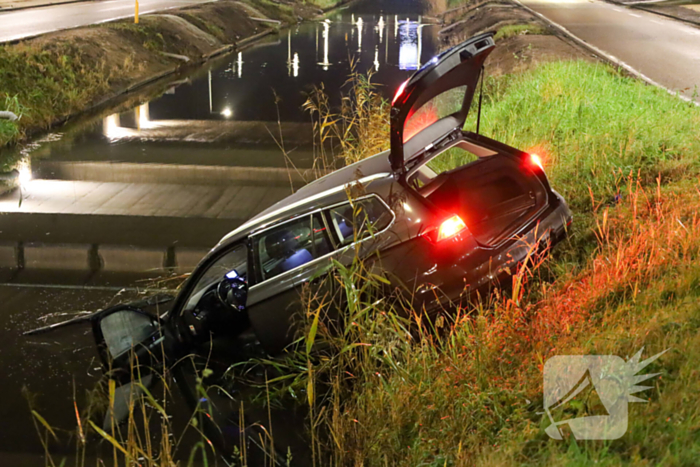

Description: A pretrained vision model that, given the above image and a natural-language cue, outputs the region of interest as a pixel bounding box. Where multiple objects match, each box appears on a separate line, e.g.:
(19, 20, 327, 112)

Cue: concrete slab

(0, 180, 291, 219)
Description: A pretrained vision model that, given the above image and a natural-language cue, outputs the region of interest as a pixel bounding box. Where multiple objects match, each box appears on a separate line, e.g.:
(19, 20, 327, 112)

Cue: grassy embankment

(0, 0, 336, 165)
(289, 60, 700, 465)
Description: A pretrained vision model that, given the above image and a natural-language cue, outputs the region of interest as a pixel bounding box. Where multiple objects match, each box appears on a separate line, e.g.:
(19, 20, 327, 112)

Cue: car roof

(216, 150, 394, 247)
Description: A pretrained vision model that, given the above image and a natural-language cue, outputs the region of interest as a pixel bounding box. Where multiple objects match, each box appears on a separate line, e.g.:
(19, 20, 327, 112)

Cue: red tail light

(530, 153, 544, 171)
(425, 215, 469, 243)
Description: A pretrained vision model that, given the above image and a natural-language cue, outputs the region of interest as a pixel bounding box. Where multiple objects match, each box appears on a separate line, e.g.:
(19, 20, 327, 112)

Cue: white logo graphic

(543, 348, 667, 440)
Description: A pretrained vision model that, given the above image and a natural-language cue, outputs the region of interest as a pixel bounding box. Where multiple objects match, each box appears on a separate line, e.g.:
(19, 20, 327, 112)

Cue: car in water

(164, 31, 572, 355)
(26, 32, 571, 451)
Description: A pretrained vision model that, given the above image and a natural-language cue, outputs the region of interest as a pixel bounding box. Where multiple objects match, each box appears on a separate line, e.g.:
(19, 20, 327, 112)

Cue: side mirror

(218, 269, 248, 312)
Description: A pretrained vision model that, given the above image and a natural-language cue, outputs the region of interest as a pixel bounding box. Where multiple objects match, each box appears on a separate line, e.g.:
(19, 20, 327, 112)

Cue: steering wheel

(216, 273, 248, 312)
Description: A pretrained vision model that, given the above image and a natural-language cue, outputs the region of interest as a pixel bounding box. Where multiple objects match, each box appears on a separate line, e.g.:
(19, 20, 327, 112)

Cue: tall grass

(291, 175, 700, 466)
(303, 69, 390, 170)
(493, 24, 548, 41)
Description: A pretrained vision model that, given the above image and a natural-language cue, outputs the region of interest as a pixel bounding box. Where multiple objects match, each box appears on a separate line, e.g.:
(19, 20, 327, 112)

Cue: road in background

(521, 0, 700, 102)
(0, 0, 216, 42)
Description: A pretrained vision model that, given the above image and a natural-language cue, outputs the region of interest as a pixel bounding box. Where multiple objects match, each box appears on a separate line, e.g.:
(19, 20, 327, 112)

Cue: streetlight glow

(221, 107, 233, 118)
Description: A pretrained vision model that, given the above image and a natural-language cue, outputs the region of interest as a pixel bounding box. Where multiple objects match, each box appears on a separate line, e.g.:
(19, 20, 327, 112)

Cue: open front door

(390, 32, 495, 173)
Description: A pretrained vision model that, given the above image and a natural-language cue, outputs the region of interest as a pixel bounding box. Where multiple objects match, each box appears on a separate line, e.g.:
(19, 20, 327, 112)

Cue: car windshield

(182, 244, 248, 313)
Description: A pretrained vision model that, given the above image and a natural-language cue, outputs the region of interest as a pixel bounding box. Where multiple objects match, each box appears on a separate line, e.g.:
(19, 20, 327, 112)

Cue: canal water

(0, 0, 443, 463)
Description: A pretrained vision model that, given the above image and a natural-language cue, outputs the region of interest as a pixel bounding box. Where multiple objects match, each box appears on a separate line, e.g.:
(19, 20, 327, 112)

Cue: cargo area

(418, 149, 547, 246)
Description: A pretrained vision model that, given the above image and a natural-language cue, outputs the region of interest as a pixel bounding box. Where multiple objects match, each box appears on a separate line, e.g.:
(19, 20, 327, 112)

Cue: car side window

(254, 213, 332, 281)
(328, 197, 392, 246)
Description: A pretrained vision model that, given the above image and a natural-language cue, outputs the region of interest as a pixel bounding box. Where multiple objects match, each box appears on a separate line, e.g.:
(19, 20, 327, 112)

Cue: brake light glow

(425, 215, 468, 243)
(530, 153, 544, 171)
(438, 215, 467, 241)
(392, 79, 409, 106)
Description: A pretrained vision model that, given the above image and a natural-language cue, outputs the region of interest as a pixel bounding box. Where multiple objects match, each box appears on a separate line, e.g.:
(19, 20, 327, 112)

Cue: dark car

(26, 32, 571, 439)
(167, 32, 571, 356)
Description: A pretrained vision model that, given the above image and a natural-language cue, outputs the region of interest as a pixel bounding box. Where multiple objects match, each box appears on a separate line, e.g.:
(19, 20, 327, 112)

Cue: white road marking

(629, 13, 641, 18)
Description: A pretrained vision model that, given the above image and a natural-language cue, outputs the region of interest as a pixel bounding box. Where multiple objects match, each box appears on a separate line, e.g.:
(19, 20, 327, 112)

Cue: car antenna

(476, 65, 485, 135)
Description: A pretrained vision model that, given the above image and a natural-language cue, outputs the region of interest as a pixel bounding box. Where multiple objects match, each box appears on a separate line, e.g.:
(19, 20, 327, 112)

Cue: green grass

(104, 21, 166, 52)
(0, 43, 110, 148)
(493, 24, 548, 41)
(432, 61, 700, 214)
(241, 0, 297, 23)
(309, 0, 347, 9)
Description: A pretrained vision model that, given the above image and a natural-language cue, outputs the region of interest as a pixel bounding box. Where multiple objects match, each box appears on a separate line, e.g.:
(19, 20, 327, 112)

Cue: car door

(245, 212, 336, 355)
(245, 196, 397, 355)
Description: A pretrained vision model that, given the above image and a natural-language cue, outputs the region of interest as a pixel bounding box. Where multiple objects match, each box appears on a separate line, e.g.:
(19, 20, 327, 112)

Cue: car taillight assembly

(530, 153, 544, 172)
(424, 214, 469, 243)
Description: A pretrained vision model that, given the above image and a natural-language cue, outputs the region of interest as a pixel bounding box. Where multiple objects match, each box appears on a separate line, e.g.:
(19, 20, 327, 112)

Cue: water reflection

(398, 19, 424, 70)
(145, 11, 438, 122)
(319, 19, 331, 70)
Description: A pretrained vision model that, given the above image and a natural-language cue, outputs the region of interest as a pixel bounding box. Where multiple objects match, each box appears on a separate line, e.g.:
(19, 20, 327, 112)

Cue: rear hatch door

(389, 32, 495, 173)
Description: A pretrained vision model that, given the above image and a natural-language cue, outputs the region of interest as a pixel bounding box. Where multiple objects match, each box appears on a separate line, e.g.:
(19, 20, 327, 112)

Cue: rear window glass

(426, 146, 479, 174)
(328, 197, 392, 246)
(254, 214, 332, 281)
(404, 85, 467, 143)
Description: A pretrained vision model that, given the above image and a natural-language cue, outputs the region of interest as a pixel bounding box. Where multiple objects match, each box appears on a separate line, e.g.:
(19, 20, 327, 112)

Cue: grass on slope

(0, 42, 110, 149)
(433, 60, 700, 214)
(289, 60, 700, 466)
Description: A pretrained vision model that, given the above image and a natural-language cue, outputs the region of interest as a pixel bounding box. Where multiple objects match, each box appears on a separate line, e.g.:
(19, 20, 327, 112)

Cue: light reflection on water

(147, 11, 439, 123)
(76, 12, 439, 147)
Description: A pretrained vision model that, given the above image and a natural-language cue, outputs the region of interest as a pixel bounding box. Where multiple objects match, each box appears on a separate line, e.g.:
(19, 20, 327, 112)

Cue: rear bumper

(419, 197, 572, 311)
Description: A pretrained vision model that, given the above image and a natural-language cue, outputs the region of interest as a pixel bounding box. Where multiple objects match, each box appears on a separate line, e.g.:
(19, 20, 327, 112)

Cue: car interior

(328, 197, 393, 246)
(255, 214, 332, 281)
(411, 140, 547, 246)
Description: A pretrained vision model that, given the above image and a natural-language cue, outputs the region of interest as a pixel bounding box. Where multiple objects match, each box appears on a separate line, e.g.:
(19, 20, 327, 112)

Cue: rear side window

(254, 214, 332, 281)
(328, 197, 392, 246)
